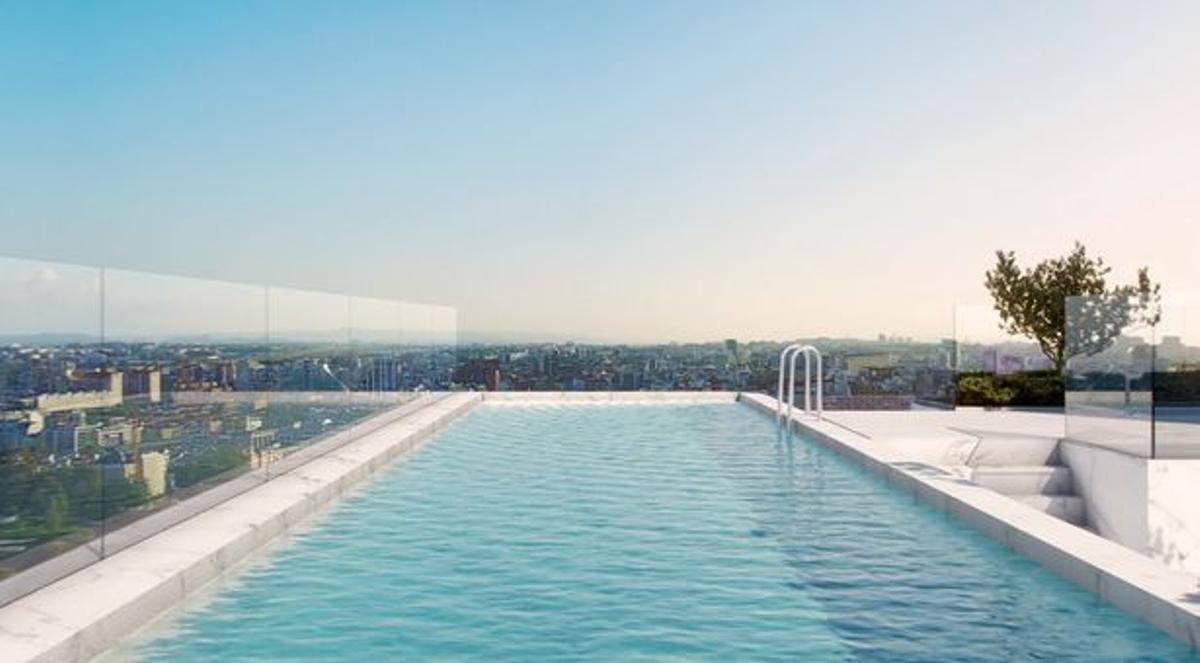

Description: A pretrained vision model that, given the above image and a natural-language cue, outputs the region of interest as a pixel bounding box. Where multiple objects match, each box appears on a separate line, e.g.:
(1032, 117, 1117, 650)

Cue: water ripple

(116, 404, 1197, 661)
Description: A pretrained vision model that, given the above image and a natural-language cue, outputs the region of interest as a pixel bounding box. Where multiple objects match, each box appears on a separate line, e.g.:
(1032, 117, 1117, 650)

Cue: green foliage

(985, 243, 1160, 373)
(956, 374, 1017, 406)
(1153, 370, 1200, 406)
(172, 444, 247, 489)
(956, 371, 1064, 407)
(103, 472, 150, 514)
(0, 457, 149, 547)
(44, 490, 69, 533)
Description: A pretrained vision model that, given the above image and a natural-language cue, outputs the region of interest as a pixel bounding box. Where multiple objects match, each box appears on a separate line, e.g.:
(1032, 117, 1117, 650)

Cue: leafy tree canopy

(984, 242, 1160, 373)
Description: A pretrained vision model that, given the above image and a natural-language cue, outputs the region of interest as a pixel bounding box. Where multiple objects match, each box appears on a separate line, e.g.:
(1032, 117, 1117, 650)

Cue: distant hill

(0, 333, 100, 345)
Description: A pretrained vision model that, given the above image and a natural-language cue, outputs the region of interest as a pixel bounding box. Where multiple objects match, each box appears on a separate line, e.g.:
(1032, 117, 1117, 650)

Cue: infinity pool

(114, 403, 1196, 660)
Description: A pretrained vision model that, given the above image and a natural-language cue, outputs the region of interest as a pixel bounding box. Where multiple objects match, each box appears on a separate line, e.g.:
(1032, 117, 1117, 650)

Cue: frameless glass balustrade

(1064, 294, 1200, 458)
(0, 257, 456, 603)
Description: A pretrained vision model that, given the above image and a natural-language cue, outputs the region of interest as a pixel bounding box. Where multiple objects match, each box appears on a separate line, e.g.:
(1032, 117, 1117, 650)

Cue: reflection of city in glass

(1065, 295, 1200, 458)
(0, 257, 456, 578)
(2, 257, 1197, 595)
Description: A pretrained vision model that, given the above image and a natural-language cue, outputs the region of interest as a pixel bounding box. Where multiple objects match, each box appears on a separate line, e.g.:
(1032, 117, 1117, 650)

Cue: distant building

(98, 448, 136, 483)
(999, 355, 1024, 375)
(982, 348, 999, 373)
(369, 356, 401, 391)
(73, 422, 103, 453)
(123, 367, 162, 403)
(35, 369, 123, 413)
(844, 353, 898, 373)
(455, 358, 501, 391)
(140, 452, 169, 497)
(97, 420, 144, 452)
(0, 419, 29, 452)
(249, 429, 278, 468)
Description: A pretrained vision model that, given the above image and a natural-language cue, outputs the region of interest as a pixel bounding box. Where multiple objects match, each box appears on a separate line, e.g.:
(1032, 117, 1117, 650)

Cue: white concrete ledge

(738, 393, 1200, 649)
(0, 393, 482, 663)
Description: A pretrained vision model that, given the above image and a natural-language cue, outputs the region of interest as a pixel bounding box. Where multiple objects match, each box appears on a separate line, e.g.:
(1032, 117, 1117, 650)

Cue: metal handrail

(776, 344, 823, 422)
(776, 344, 803, 420)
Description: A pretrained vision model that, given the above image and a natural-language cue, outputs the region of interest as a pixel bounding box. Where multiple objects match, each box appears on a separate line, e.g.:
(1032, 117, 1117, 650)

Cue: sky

(1, 1, 1198, 343)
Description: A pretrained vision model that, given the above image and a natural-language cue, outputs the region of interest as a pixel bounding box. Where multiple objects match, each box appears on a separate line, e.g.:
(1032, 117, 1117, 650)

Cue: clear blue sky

(2, 1, 1197, 342)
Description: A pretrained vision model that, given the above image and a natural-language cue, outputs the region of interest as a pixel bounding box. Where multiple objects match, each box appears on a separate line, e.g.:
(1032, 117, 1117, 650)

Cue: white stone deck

(743, 394, 1200, 649)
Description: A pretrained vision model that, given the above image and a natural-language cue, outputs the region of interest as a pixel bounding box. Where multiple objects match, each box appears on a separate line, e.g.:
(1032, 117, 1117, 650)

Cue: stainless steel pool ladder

(776, 345, 823, 422)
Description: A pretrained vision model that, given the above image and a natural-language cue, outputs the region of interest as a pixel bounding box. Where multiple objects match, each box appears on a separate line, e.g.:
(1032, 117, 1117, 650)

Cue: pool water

(117, 404, 1196, 660)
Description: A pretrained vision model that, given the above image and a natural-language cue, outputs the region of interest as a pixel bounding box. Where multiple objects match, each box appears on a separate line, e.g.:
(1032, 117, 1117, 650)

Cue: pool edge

(738, 393, 1200, 650)
(6, 392, 1195, 659)
(0, 393, 483, 663)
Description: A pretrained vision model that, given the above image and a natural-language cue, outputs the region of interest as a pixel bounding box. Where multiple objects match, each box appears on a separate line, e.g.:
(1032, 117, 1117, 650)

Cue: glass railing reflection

(1149, 295, 1200, 458)
(265, 286, 354, 477)
(0, 257, 455, 602)
(99, 269, 269, 538)
(0, 258, 105, 581)
(1065, 294, 1158, 457)
(953, 304, 1059, 408)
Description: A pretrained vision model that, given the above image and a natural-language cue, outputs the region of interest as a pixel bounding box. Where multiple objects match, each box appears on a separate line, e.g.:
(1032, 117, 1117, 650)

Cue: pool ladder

(777, 345, 823, 422)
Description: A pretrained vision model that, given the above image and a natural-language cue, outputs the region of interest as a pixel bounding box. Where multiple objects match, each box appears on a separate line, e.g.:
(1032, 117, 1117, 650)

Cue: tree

(984, 243, 1160, 373)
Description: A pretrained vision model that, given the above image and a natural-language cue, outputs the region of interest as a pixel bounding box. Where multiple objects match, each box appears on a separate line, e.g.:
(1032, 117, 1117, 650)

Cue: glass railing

(0, 257, 456, 603)
(1065, 294, 1199, 458)
(1152, 295, 1200, 458)
(953, 304, 1059, 408)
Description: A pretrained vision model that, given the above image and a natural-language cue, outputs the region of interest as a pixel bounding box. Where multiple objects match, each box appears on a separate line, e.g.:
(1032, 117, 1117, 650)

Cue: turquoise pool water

(119, 403, 1196, 660)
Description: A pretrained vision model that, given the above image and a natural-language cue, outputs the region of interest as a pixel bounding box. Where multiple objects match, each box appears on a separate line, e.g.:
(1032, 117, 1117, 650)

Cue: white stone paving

(740, 393, 1200, 649)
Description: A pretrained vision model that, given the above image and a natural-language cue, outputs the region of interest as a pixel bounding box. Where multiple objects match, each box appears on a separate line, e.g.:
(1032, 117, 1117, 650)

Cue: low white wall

(740, 393, 1200, 649)
(1060, 440, 1200, 576)
(1147, 460, 1200, 574)
(1060, 441, 1150, 554)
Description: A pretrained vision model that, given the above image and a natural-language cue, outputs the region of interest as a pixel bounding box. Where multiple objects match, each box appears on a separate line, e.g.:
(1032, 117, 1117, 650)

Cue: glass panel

(1153, 294, 1200, 458)
(1064, 295, 1154, 457)
(0, 258, 104, 582)
(0, 257, 457, 604)
(348, 296, 406, 435)
(264, 287, 352, 476)
(954, 304, 1057, 407)
(430, 305, 458, 391)
(400, 302, 435, 391)
(100, 269, 268, 552)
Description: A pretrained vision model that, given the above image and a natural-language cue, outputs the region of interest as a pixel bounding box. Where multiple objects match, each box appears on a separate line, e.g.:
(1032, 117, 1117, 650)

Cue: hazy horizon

(2, 2, 1198, 343)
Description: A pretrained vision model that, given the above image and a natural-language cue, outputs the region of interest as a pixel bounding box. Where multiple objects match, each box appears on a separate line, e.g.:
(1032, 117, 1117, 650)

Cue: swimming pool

(112, 403, 1196, 660)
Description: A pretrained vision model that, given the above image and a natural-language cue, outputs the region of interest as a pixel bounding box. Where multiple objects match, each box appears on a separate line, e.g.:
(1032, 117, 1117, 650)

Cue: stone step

(965, 434, 1061, 467)
(1013, 494, 1086, 526)
(971, 466, 1074, 496)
